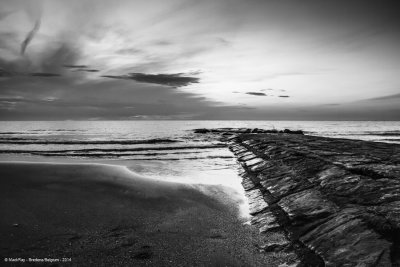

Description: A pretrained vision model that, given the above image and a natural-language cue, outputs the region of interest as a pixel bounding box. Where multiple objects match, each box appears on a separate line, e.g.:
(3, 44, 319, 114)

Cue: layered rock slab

(225, 132, 400, 266)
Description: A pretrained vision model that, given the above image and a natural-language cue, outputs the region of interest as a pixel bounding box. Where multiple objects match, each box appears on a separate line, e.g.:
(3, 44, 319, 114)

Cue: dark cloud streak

(102, 72, 199, 87)
(31, 73, 61, 77)
(76, 69, 100, 73)
(246, 92, 266, 96)
(63, 65, 89, 69)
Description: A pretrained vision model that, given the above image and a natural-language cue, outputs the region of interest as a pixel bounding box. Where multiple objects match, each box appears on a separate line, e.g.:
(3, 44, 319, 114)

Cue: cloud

(39, 44, 82, 73)
(0, 39, 81, 76)
(245, 92, 266, 96)
(0, 68, 13, 77)
(116, 48, 142, 55)
(0, 96, 25, 102)
(20, 0, 43, 55)
(1, 0, 399, 120)
(63, 65, 89, 69)
(324, 103, 340, 106)
(42, 96, 58, 102)
(63, 65, 100, 73)
(0, 10, 15, 21)
(130, 73, 199, 87)
(21, 19, 41, 55)
(153, 40, 172, 46)
(216, 37, 231, 46)
(76, 69, 100, 73)
(0, 43, 82, 75)
(0, 75, 237, 120)
(31, 73, 61, 77)
(365, 93, 400, 101)
(102, 72, 200, 87)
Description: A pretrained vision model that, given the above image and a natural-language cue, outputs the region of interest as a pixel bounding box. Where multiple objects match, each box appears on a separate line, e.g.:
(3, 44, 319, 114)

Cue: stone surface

(237, 152, 258, 162)
(241, 174, 257, 191)
(219, 130, 400, 266)
(259, 239, 292, 252)
(245, 188, 269, 215)
(242, 157, 265, 167)
(278, 189, 338, 223)
(260, 175, 308, 200)
(300, 208, 392, 267)
(251, 210, 280, 233)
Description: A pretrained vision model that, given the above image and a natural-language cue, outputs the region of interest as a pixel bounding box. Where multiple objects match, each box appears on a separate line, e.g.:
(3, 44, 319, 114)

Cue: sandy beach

(0, 162, 291, 266)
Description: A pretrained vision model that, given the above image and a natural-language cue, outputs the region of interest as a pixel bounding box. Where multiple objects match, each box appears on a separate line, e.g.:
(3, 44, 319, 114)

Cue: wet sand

(0, 162, 287, 266)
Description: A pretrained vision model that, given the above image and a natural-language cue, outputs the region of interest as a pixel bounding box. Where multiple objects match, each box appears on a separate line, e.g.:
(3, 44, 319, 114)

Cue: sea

(1, 120, 399, 194)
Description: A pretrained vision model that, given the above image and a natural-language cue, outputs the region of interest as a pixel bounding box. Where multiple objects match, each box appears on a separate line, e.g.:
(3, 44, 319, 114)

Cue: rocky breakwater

(196, 128, 400, 266)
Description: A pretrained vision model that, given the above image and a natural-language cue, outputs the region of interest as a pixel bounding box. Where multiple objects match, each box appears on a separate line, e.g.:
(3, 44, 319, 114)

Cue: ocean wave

(27, 153, 234, 160)
(0, 132, 33, 135)
(31, 150, 207, 157)
(336, 131, 400, 137)
(305, 131, 400, 138)
(365, 132, 400, 136)
(378, 138, 400, 142)
(31, 129, 85, 132)
(118, 156, 235, 160)
(0, 138, 181, 145)
(0, 129, 86, 134)
(0, 144, 226, 155)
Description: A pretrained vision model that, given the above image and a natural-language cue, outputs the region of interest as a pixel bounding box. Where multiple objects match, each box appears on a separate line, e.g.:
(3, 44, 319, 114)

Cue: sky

(0, 0, 399, 120)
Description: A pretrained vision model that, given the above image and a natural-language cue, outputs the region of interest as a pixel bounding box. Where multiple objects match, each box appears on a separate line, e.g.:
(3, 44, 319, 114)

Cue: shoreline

(0, 161, 297, 266)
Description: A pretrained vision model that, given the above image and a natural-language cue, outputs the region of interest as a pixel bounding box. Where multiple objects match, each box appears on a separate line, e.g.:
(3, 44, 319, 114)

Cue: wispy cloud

(116, 48, 142, 55)
(20, 0, 43, 55)
(21, 19, 41, 55)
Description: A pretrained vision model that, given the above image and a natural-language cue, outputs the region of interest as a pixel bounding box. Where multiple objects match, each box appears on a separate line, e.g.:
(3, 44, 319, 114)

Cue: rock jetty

(194, 127, 304, 135)
(196, 128, 400, 266)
